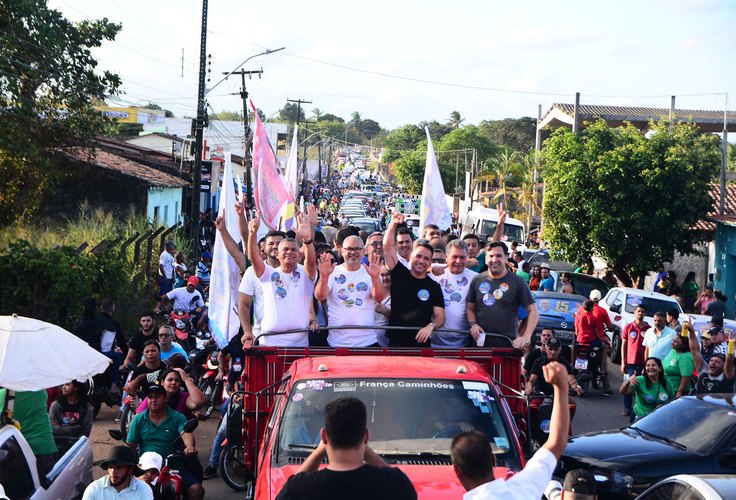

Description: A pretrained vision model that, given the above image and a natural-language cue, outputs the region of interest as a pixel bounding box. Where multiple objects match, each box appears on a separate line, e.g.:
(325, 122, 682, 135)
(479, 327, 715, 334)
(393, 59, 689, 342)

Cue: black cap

(563, 469, 597, 495)
(98, 445, 138, 469)
(708, 326, 724, 336)
(546, 336, 561, 349)
(145, 384, 166, 397)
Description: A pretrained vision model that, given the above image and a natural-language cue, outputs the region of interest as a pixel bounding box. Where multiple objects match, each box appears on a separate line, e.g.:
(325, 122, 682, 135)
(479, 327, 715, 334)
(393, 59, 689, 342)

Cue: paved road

(88, 367, 628, 498)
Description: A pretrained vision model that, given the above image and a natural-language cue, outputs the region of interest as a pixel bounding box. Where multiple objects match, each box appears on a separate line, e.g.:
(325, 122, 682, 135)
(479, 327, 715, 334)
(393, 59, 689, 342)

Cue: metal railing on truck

(233, 326, 526, 477)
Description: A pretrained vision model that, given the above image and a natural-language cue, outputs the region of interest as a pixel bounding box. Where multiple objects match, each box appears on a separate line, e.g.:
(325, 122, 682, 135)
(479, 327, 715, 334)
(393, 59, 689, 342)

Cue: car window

(639, 480, 704, 500)
(0, 435, 36, 500)
(632, 397, 736, 455)
(277, 378, 521, 470)
(623, 295, 680, 315)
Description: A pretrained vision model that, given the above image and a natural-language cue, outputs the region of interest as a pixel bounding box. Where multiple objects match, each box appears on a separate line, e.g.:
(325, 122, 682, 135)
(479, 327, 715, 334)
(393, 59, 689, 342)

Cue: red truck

(229, 344, 528, 499)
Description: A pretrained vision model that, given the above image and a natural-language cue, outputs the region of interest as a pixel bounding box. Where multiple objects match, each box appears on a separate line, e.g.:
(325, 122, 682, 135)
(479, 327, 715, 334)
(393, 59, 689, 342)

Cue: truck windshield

(478, 221, 524, 243)
(277, 378, 520, 468)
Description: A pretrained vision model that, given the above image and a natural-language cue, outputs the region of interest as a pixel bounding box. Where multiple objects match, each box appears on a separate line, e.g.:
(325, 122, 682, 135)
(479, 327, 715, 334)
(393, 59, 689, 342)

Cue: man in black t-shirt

(696, 354, 735, 394)
(526, 337, 583, 396)
(523, 328, 554, 377)
(383, 213, 444, 347)
(276, 397, 416, 500)
(122, 311, 157, 368)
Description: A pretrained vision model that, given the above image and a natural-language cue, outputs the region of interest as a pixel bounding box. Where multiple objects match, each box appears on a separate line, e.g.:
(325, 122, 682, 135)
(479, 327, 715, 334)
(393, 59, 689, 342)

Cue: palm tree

(514, 150, 543, 235)
(312, 107, 322, 121)
(447, 110, 464, 129)
(488, 149, 523, 205)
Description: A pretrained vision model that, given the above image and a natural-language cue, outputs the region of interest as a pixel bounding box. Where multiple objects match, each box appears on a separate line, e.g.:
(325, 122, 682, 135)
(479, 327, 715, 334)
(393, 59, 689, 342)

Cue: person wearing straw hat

(81, 445, 153, 499)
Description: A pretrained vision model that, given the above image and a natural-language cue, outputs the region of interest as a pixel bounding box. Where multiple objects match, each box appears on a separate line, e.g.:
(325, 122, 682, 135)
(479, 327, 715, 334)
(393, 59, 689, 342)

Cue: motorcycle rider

(161, 276, 204, 316)
(526, 337, 584, 396)
(523, 328, 554, 378)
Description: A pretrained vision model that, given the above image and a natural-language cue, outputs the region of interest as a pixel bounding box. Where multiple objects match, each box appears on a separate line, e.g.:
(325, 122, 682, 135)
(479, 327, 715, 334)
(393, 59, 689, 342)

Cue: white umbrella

(0, 314, 111, 391)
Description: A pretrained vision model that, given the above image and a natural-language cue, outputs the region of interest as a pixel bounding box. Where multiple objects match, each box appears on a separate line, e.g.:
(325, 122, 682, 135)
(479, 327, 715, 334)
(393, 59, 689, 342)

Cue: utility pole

(190, 0, 209, 248)
(286, 98, 311, 136)
(318, 138, 323, 187)
(223, 68, 262, 209)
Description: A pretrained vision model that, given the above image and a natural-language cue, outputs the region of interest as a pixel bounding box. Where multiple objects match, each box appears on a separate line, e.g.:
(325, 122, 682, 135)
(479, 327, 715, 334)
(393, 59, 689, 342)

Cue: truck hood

(268, 464, 513, 499)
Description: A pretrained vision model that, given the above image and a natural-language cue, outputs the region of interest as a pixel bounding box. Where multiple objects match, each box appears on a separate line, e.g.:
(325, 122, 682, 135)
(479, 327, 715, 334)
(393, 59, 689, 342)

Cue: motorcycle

(169, 309, 196, 351)
(109, 419, 199, 500)
(571, 343, 601, 393)
(187, 331, 215, 387)
(219, 398, 254, 494)
(526, 391, 577, 454)
(198, 349, 223, 418)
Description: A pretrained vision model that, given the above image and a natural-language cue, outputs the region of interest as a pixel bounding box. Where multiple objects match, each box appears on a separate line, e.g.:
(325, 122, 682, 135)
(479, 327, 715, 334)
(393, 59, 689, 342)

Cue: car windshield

(479, 221, 524, 243)
(351, 220, 377, 233)
(536, 297, 583, 321)
(623, 295, 681, 315)
(631, 397, 736, 454)
(277, 378, 520, 468)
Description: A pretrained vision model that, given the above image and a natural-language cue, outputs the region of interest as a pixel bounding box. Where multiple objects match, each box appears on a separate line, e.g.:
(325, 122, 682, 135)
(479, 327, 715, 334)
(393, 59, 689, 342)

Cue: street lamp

(207, 46, 285, 95)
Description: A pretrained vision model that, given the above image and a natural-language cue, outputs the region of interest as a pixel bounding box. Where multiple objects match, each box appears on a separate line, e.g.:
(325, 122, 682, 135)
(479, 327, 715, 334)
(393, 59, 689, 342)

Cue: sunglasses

(158, 333, 172, 338)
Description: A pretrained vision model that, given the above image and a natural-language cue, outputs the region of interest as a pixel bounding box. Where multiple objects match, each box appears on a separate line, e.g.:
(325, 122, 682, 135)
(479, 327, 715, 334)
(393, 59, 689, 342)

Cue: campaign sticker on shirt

(499, 283, 509, 292)
(450, 292, 462, 302)
(540, 419, 551, 433)
(440, 279, 448, 288)
(291, 271, 301, 282)
(670, 359, 677, 366)
(271, 271, 280, 282)
(659, 392, 668, 401)
(479, 282, 491, 294)
(347, 283, 356, 292)
(356, 282, 368, 292)
(630, 331, 637, 340)
(335, 274, 346, 284)
(337, 289, 348, 300)
(458, 276, 468, 287)
(483, 293, 495, 306)
(275, 287, 287, 299)
(417, 289, 430, 301)
(493, 289, 504, 300)
(645, 394, 655, 403)
(345, 299, 355, 308)
(355, 298, 363, 306)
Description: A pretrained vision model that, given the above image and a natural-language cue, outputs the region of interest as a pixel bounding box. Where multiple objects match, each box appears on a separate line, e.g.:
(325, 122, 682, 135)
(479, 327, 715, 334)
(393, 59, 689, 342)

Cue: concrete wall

(714, 224, 736, 319)
(147, 187, 183, 227)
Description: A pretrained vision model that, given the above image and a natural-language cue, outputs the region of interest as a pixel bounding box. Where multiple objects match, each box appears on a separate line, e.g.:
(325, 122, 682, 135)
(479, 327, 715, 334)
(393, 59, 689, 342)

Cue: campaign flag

(279, 125, 299, 231)
(419, 127, 452, 230)
(208, 153, 242, 348)
(250, 99, 290, 230)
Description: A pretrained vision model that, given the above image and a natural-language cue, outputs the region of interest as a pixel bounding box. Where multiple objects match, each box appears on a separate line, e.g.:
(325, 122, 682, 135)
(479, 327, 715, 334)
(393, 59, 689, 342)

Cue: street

(88, 367, 627, 498)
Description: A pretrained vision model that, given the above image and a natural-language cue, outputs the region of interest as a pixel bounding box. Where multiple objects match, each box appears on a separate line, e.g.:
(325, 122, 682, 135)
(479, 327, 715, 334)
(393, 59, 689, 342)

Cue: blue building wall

(147, 187, 183, 227)
(713, 222, 736, 319)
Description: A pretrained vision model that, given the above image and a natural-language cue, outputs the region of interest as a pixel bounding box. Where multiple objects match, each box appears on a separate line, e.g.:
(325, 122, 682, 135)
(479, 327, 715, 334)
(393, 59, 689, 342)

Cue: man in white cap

(137, 451, 163, 489)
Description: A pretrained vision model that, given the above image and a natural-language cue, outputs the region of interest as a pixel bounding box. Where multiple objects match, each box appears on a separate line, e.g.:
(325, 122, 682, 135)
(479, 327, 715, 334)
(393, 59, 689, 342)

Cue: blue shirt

(160, 342, 187, 362)
(539, 276, 555, 291)
(82, 475, 154, 500)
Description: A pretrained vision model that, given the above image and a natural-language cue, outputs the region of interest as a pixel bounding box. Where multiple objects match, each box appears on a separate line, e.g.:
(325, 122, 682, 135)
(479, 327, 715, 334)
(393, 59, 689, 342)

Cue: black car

(557, 395, 736, 499)
(532, 291, 585, 352)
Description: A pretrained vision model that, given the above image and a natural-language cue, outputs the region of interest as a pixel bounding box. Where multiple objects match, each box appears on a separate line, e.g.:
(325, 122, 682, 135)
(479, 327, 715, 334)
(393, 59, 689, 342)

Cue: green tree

(311, 107, 322, 121)
(358, 118, 381, 139)
(447, 110, 465, 129)
(349, 111, 362, 128)
(321, 113, 344, 123)
(277, 102, 305, 123)
(142, 101, 174, 118)
(393, 146, 427, 194)
(479, 117, 536, 153)
(383, 124, 424, 163)
(0, 0, 121, 227)
(543, 119, 720, 287)
(212, 109, 242, 121)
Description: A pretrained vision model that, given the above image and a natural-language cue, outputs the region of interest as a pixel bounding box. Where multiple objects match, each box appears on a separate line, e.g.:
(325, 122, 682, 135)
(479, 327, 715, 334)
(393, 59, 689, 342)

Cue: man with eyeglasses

(361, 232, 384, 266)
(315, 235, 387, 347)
(526, 337, 583, 396)
(383, 213, 445, 347)
(157, 325, 187, 362)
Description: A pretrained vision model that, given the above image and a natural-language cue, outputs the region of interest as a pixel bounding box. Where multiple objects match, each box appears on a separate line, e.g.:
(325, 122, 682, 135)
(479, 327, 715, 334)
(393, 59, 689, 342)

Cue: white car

(637, 475, 736, 500)
(598, 287, 685, 364)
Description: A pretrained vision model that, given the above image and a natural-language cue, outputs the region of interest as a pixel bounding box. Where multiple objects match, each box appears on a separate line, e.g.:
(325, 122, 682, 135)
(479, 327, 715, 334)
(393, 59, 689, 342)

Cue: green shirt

(14, 390, 57, 455)
(662, 349, 695, 394)
(127, 406, 186, 460)
(517, 270, 530, 283)
(682, 280, 699, 299)
(632, 375, 674, 417)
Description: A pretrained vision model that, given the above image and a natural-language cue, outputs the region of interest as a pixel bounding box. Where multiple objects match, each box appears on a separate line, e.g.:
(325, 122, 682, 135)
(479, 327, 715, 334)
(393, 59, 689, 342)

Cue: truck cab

(236, 346, 527, 499)
(461, 208, 526, 246)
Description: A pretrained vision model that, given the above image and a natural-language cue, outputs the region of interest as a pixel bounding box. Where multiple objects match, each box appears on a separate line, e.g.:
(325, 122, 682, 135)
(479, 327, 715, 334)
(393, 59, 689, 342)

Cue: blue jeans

(623, 364, 644, 414)
(208, 398, 230, 468)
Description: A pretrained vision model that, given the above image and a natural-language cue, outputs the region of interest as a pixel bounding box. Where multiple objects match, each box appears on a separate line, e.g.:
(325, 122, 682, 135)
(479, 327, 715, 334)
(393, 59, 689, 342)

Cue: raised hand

(391, 213, 405, 226)
(318, 252, 336, 277)
(248, 212, 260, 235)
(296, 211, 312, 240)
(214, 216, 225, 233)
(364, 252, 382, 278)
(234, 200, 245, 216)
(541, 361, 567, 390)
(497, 202, 508, 222)
(307, 203, 319, 227)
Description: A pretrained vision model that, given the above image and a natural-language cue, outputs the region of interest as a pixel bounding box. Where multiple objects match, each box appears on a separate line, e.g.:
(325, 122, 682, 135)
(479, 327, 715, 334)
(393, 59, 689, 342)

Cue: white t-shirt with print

(166, 287, 204, 312)
(238, 266, 264, 337)
(326, 264, 377, 347)
(159, 251, 175, 278)
(430, 268, 477, 347)
(258, 263, 315, 346)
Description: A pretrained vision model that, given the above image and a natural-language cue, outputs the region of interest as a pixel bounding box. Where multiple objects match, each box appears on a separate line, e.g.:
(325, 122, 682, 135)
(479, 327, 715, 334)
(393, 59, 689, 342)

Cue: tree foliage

(0, 0, 121, 227)
(277, 102, 305, 123)
(212, 109, 242, 121)
(383, 124, 424, 163)
(479, 117, 536, 153)
(543, 120, 721, 287)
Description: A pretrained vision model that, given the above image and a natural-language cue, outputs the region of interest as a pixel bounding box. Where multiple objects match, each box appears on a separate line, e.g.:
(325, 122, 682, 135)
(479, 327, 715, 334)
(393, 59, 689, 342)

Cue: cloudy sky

(51, 0, 735, 130)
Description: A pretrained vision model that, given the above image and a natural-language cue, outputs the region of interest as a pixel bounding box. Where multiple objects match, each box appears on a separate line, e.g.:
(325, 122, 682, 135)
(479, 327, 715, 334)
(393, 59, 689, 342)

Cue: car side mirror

(610, 304, 621, 313)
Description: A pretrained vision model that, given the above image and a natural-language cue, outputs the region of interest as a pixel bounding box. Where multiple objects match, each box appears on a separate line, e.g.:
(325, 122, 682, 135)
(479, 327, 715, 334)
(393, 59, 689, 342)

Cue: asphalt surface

(89, 367, 627, 498)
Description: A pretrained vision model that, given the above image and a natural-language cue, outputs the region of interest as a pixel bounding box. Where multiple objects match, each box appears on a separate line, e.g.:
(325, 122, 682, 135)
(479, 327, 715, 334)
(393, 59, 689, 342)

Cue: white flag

(420, 127, 452, 231)
(208, 153, 242, 348)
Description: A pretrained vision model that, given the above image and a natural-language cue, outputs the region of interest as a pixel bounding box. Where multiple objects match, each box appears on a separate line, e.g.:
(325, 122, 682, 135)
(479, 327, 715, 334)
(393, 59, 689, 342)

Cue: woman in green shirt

(662, 334, 695, 398)
(620, 357, 673, 422)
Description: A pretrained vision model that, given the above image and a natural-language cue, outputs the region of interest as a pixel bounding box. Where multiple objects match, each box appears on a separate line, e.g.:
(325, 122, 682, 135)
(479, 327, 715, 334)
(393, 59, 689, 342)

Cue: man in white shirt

(452, 362, 570, 500)
(643, 311, 677, 360)
(240, 231, 285, 344)
(82, 445, 153, 500)
(246, 208, 317, 346)
(155, 241, 176, 312)
(315, 235, 387, 347)
(430, 239, 476, 348)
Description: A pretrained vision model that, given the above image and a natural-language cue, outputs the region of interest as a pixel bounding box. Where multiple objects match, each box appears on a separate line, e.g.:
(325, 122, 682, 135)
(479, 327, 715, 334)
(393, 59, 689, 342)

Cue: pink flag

(250, 100, 290, 229)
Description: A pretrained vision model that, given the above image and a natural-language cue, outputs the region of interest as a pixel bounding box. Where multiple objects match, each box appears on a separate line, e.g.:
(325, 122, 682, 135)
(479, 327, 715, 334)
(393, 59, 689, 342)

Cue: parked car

(532, 291, 585, 353)
(349, 217, 381, 234)
(598, 287, 684, 364)
(557, 394, 736, 499)
(637, 474, 736, 500)
(550, 272, 610, 301)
